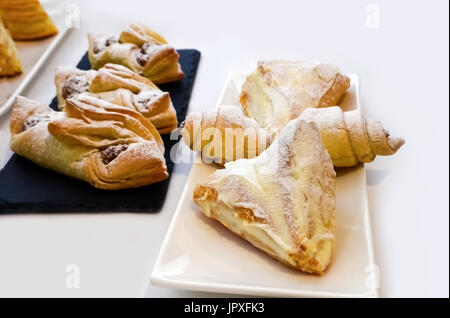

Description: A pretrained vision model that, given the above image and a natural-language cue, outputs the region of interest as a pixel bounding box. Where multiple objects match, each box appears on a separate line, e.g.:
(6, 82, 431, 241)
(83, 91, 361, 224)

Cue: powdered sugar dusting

(197, 117, 336, 264)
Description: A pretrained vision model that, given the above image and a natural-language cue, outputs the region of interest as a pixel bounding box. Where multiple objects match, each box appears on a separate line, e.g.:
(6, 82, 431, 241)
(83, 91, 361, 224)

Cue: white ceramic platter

(151, 72, 379, 298)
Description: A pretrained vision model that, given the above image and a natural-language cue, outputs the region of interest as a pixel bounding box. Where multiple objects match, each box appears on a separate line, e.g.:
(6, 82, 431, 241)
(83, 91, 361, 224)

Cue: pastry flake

(0, 19, 22, 76)
(88, 24, 184, 84)
(10, 95, 168, 190)
(0, 0, 58, 40)
(55, 63, 178, 134)
(240, 60, 350, 131)
(193, 119, 336, 274)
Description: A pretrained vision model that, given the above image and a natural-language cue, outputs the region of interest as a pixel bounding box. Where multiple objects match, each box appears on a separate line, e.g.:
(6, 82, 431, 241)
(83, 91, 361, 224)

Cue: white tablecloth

(0, 0, 448, 297)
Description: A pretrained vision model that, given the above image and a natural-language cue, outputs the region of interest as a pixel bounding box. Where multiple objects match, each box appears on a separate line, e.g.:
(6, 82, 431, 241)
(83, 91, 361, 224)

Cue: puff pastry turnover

(55, 63, 178, 134)
(193, 119, 336, 274)
(0, 0, 58, 40)
(240, 60, 350, 132)
(0, 19, 22, 76)
(10, 95, 168, 190)
(88, 24, 184, 84)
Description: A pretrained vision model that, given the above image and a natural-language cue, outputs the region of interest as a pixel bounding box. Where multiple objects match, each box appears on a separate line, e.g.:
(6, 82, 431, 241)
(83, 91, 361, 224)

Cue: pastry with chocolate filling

(0, 0, 58, 40)
(10, 94, 168, 190)
(55, 63, 177, 134)
(88, 24, 184, 84)
(193, 119, 336, 274)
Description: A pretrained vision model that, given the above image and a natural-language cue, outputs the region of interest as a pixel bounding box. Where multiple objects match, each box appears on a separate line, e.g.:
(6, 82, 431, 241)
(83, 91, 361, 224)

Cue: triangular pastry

(88, 24, 184, 84)
(0, 0, 58, 40)
(240, 60, 350, 131)
(10, 95, 168, 190)
(55, 63, 178, 134)
(0, 19, 22, 76)
(193, 119, 336, 274)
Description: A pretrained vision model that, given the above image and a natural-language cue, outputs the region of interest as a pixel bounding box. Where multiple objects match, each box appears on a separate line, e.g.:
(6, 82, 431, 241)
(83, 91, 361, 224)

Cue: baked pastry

(10, 94, 168, 190)
(193, 119, 336, 274)
(240, 61, 350, 131)
(88, 24, 184, 84)
(55, 63, 177, 134)
(0, 0, 58, 40)
(181, 105, 270, 164)
(183, 105, 404, 167)
(300, 106, 405, 167)
(0, 19, 22, 76)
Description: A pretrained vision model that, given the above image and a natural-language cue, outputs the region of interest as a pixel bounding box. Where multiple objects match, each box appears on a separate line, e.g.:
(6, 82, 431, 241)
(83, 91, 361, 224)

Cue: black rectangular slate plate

(0, 49, 201, 213)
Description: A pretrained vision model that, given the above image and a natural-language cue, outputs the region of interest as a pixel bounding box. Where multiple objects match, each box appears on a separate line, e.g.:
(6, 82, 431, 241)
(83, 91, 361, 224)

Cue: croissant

(0, 0, 58, 40)
(10, 94, 168, 190)
(240, 61, 350, 131)
(181, 105, 271, 164)
(87, 24, 184, 84)
(182, 105, 404, 167)
(0, 19, 22, 76)
(194, 119, 336, 274)
(299, 106, 405, 167)
(55, 63, 177, 134)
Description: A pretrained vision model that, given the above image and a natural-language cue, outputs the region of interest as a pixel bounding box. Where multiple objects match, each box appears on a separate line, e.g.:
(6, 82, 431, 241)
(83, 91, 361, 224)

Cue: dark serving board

(0, 49, 201, 213)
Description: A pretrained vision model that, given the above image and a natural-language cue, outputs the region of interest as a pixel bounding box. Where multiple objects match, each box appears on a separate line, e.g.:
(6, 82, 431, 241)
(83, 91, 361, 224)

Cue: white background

(0, 0, 448, 297)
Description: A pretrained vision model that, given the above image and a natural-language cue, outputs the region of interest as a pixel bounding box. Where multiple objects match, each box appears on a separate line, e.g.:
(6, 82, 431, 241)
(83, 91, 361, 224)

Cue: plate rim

(151, 72, 379, 298)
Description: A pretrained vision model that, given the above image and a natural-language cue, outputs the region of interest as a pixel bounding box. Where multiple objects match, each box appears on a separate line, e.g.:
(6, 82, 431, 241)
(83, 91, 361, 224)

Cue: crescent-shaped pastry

(10, 95, 168, 190)
(193, 119, 336, 274)
(181, 105, 271, 164)
(240, 60, 350, 131)
(87, 24, 184, 84)
(0, 19, 22, 76)
(55, 63, 177, 134)
(0, 0, 58, 40)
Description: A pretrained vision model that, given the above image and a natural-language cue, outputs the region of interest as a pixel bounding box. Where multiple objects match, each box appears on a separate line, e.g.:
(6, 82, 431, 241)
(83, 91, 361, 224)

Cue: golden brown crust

(87, 24, 184, 84)
(9, 95, 52, 134)
(239, 91, 250, 117)
(181, 105, 271, 165)
(318, 73, 351, 107)
(300, 106, 405, 167)
(90, 63, 158, 93)
(119, 23, 168, 46)
(54, 64, 178, 134)
(10, 95, 168, 190)
(0, 0, 58, 40)
(140, 47, 184, 84)
(0, 19, 22, 76)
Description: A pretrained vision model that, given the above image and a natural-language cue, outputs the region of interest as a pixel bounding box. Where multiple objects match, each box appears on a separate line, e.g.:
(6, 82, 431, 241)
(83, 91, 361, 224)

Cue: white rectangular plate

(151, 72, 379, 298)
(0, 1, 70, 117)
